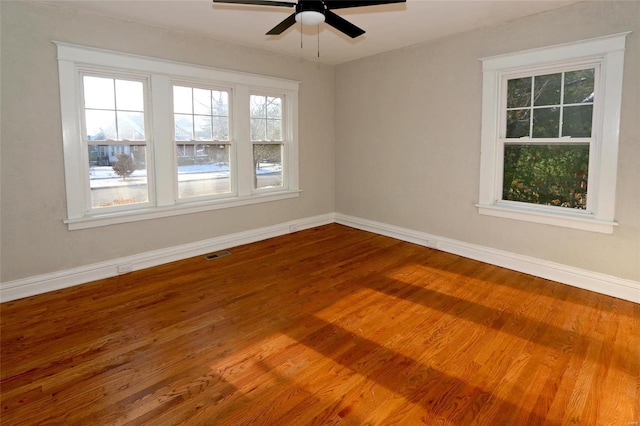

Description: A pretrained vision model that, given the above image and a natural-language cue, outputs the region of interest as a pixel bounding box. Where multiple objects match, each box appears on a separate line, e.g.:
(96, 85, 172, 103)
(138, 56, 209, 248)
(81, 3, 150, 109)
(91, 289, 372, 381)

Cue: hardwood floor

(1, 224, 638, 425)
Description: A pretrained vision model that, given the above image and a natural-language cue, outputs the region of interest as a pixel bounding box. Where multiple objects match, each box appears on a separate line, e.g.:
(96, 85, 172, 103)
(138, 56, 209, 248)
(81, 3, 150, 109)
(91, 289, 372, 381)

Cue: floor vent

(205, 250, 231, 260)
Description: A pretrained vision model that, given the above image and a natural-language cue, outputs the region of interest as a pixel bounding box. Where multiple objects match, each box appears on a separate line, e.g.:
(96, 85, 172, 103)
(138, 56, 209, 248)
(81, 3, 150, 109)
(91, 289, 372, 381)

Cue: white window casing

(56, 42, 300, 230)
(477, 33, 629, 234)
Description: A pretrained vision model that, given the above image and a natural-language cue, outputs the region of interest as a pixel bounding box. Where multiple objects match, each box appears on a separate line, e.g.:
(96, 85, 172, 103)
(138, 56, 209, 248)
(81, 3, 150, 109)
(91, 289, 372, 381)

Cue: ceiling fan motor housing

(295, 0, 326, 25)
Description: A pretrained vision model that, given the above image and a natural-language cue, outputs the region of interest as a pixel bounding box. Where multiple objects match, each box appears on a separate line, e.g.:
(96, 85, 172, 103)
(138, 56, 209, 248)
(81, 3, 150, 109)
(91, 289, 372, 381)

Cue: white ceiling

(41, 0, 580, 65)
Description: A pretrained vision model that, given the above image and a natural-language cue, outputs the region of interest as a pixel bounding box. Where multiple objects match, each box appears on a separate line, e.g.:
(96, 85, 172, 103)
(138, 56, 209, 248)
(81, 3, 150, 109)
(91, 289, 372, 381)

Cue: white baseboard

(3, 212, 638, 304)
(335, 213, 640, 304)
(0, 213, 335, 303)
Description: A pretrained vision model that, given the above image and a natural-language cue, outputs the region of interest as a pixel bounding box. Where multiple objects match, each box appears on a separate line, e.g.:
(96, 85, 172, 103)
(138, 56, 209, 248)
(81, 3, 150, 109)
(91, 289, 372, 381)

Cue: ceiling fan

(212, 0, 407, 38)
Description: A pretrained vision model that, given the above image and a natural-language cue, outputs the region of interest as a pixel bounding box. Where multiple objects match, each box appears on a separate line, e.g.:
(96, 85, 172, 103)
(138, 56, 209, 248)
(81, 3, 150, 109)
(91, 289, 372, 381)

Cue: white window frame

(79, 70, 154, 213)
(56, 43, 300, 230)
(477, 33, 630, 234)
(249, 91, 290, 193)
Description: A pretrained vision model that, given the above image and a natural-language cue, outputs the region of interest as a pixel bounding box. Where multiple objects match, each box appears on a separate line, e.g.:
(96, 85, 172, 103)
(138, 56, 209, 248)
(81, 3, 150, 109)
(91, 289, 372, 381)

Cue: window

(56, 43, 299, 229)
(502, 66, 595, 210)
(477, 33, 629, 234)
(82, 74, 151, 210)
(173, 85, 232, 199)
(251, 94, 284, 190)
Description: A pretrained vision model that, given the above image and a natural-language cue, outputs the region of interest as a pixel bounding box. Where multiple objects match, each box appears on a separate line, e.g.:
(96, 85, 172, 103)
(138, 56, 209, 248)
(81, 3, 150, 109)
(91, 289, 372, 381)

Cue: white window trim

(477, 32, 630, 234)
(56, 42, 300, 230)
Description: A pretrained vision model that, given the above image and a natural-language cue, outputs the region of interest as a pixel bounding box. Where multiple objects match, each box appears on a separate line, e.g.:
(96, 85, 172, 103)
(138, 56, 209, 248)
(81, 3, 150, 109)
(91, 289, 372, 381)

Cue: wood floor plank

(1, 224, 638, 425)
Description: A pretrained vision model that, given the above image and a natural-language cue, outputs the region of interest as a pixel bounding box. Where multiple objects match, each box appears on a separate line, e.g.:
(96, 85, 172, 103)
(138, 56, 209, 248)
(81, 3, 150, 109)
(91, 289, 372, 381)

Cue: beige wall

(335, 1, 640, 281)
(0, 1, 335, 281)
(1, 1, 638, 287)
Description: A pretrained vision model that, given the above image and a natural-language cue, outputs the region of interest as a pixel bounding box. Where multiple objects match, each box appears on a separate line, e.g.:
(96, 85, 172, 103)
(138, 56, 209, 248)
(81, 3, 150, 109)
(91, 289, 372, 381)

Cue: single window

(251, 94, 285, 190)
(501, 67, 595, 210)
(82, 75, 151, 210)
(172, 85, 232, 199)
(477, 33, 629, 234)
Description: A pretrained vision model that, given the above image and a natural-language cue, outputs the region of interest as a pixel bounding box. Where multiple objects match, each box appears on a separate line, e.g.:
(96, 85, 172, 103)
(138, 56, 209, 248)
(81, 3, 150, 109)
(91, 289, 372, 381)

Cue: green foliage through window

(506, 68, 594, 139)
(503, 144, 589, 209)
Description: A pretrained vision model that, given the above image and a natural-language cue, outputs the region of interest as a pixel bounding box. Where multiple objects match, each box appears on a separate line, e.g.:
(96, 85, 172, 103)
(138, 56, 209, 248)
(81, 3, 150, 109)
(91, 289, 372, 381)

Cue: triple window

(57, 43, 299, 229)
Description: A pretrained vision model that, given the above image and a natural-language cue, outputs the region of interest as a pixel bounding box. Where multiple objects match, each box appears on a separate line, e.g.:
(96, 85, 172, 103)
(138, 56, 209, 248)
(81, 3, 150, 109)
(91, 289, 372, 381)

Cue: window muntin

(82, 75, 150, 210)
(250, 94, 285, 190)
(172, 85, 232, 200)
(500, 66, 597, 212)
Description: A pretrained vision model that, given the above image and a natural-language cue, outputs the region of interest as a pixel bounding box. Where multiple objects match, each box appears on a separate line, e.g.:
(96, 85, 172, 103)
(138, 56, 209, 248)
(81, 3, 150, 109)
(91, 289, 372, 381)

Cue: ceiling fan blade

(323, 0, 406, 10)
(266, 13, 297, 35)
(324, 10, 365, 38)
(212, 0, 295, 7)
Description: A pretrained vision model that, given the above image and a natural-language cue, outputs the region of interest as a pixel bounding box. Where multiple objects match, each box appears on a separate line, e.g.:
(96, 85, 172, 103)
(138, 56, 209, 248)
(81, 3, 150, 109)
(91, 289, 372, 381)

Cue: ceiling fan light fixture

(295, 11, 325, 26)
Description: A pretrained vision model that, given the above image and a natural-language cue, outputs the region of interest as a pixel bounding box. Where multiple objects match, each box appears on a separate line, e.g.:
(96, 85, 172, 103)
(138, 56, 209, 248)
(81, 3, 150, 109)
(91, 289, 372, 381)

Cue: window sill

(476, 203, 617, 234)
(65, 190, 301, 230)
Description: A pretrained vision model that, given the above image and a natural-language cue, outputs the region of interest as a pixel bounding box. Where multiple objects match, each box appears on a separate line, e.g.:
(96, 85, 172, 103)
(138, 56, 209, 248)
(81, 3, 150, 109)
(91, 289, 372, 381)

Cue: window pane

(117, 111, 145, 140)
(266, 119, 282, 141)
(83, 76, 115, 109)
(251, 118, 266, 141)
(115, 80, 144, 111)
(503, 144, 589, 209)
(562, 105, 593, 137)
(174, 114, 194, 141)
(564, 69, 595, 104)
(193, 88, 212, 115)
(173, 86, 193, 114)
(534, 73, 561, 106)
(506, 109, 530, 138)
(88, 145, 149, 208)
(532, 107, 560, 138)
(254, 144, 282, 189)
(266, 96, 282, 119)
(194, 115, 213, 141)
(250, 95, 266, 118)
(178, 144, 231, 198)
(212, 116, 229, 141)
(212, 91, 229, 115)
(507, 77, 531, 109)
(86, 109, 117, 140)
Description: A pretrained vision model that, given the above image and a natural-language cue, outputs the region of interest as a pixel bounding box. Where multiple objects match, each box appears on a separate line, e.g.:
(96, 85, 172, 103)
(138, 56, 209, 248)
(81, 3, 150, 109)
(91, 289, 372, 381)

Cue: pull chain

(317, 24, 320, 59)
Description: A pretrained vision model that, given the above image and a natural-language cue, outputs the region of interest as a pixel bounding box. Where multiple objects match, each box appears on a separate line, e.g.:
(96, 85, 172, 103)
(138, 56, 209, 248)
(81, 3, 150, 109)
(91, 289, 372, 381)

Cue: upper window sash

(477, 32, 630, 234)
(249, 93, 285, 142)
(81, 73, 150, 143)
(499, 62, 600, 142)
(172, 82, 233, 143)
